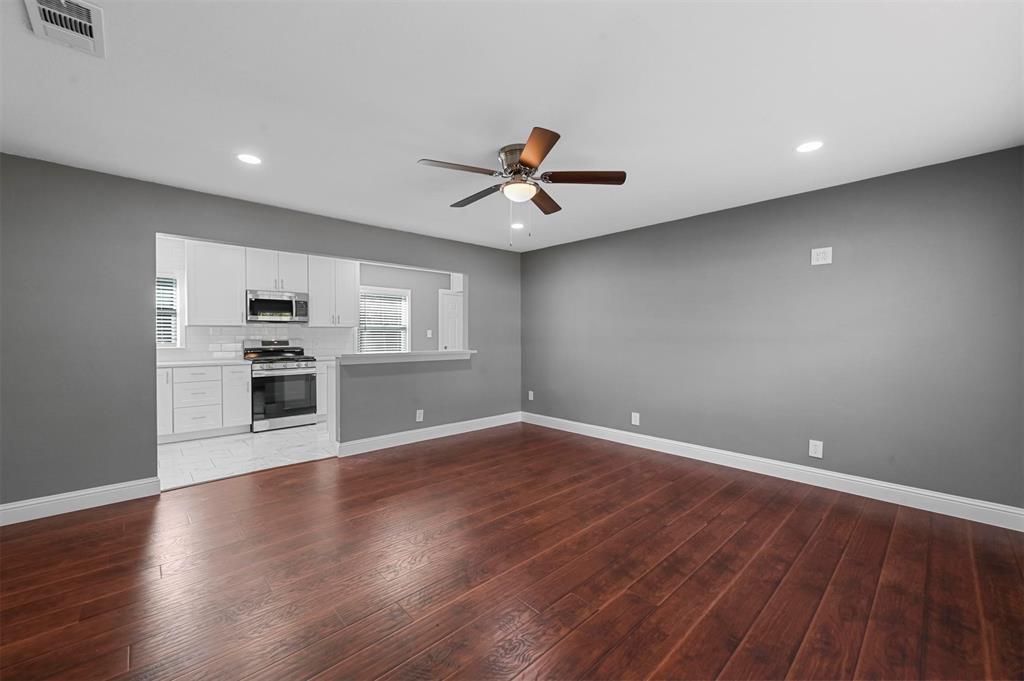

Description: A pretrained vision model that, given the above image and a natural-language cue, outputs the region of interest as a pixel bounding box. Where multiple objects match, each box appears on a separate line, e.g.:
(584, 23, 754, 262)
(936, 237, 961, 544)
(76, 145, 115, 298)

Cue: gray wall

(359, 263, 453, 352)
(0, 154, 521, 503)
(522, 148, 1023, 506)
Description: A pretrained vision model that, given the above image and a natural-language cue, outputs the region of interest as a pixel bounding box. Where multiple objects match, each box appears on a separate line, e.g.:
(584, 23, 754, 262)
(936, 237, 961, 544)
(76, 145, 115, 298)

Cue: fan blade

(451, 184, 502, 208)
(519, 127, 561, 169)
(540, 171, 626, 185)
(419, 159, 499, 177)
(531, 186, 562, 215)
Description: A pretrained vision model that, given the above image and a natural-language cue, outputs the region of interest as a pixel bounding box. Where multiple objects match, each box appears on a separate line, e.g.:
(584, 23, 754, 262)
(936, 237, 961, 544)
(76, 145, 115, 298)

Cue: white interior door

(438, 290, 464, 351)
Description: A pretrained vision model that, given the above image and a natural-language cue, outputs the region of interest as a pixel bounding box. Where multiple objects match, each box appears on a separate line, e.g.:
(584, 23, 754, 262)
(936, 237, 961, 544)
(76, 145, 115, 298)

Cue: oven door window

(252, 374, 317, 422)
(249, 297, 294, 319)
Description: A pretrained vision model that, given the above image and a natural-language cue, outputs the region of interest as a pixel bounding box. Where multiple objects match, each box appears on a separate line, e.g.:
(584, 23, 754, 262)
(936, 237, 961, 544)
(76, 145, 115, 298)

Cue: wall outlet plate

(528, 390, 534, 401)
(811, 247, 833, 266)
(415, 409, 424, 422)
(809, 439, 823, 458)
(631, 412, 640, 426)
(426, 329, 433, 338)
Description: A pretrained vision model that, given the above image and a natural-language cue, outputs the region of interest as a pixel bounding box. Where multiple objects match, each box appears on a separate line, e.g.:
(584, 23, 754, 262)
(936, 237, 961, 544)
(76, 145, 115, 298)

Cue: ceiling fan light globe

(502, 181, 538, 203)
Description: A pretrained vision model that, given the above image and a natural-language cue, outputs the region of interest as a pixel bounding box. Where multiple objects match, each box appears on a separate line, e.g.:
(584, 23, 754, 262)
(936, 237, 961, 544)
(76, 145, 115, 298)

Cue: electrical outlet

(809, 439, 823, 458)
(426, 329, 433, 338)
(415, 409, 424, 423)
(810, 247, 833, 266)
(631, 412, 640, 426)
(528, 390, 534, 401)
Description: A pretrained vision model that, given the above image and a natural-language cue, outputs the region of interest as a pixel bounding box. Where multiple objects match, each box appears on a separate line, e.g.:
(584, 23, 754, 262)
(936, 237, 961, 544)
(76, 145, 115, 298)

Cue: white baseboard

(522, 412, 1024, 531)
(337, 412, 524, 457)
(0, 477, 161, 527)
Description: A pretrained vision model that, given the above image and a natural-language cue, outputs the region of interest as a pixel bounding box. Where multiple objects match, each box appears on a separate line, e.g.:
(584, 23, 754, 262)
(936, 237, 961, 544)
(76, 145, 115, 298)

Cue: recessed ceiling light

(236, 153, 262, 165)
(796, 140, 824, 153)
(510, 222, 525, 230)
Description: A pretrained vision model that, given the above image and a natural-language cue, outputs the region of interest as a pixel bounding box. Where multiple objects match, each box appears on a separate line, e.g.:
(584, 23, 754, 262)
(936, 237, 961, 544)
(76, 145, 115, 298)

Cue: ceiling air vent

(23, 0, 106, 57)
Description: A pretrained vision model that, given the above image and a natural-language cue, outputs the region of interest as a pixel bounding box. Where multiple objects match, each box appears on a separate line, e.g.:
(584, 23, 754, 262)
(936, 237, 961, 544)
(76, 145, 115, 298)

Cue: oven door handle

(252, 368, 317, 378)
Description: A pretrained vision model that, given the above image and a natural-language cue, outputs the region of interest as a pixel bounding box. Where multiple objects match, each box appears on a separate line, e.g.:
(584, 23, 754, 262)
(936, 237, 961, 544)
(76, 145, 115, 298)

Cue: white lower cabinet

(156, 369, 173, 436)
(222, 365, 252, 428)
(173, 380, 222, 408)
(174, 405, 223, 433)
(160, 362, 252, 439)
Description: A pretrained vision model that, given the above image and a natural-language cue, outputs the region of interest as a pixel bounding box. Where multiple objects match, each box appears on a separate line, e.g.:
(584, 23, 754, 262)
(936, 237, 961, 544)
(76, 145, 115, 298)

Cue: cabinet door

(187, 241, 246, 325)
(277, 252, 308, 293)
(245, 247, 279, 291)
(335, 259, 360, 327)
(156, 369, 173, 436)
(222, 366, 252, 428)
(307, 255, 336, 327)
(316, 364, 328, 417)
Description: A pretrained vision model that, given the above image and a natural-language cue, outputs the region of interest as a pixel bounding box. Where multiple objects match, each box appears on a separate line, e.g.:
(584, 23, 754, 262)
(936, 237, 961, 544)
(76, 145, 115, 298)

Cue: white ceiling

(2, 1, 1021, 251)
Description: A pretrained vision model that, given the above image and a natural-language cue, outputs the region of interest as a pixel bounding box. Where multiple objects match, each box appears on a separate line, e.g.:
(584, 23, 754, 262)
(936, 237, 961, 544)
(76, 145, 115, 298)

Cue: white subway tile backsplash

(177, 324, 355, 359)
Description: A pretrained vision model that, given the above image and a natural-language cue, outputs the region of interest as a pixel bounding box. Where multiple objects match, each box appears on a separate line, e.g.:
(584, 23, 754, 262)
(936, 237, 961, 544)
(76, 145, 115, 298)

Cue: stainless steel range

(244, 340, 318, 432)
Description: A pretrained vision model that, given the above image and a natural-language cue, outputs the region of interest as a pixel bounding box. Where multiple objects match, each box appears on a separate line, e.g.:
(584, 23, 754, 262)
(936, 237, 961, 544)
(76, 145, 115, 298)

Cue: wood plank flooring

(1, 423, 1021, 680)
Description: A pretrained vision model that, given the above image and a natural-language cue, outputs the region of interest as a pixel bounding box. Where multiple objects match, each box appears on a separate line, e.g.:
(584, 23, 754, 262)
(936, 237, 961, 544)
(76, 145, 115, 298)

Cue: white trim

(0, 477, 161, 527)
(337, 411, 523, 457)
(521, 412, 1024, 531)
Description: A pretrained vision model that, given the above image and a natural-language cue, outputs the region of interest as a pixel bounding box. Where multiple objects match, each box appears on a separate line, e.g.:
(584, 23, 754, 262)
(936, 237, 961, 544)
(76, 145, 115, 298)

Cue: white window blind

(358, 289, 409, 353)
(156, 276, 179, 346)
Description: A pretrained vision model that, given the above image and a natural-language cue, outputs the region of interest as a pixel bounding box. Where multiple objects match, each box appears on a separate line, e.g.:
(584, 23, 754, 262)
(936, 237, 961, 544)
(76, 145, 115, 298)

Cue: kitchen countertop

(157, 358, 251, 368)
(333, 350, 476, 365)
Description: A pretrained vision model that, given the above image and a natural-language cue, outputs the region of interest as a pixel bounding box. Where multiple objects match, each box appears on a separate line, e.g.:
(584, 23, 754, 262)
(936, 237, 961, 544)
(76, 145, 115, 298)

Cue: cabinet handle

(281, 277, 285, 290)
(165, 373, 170, 384)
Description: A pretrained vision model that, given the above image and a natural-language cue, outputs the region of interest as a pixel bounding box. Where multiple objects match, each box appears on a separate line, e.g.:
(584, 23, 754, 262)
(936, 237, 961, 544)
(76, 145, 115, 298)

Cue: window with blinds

(358, 288, 410, 353)
(156, 276, 180, 347)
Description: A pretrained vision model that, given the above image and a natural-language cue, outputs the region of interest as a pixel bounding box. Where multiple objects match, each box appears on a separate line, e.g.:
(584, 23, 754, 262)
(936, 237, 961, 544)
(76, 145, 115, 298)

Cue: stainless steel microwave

(246, 290, 309, 323)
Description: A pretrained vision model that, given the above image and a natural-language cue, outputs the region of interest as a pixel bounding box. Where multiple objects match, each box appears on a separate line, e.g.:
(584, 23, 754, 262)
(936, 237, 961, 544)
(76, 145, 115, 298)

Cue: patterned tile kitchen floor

(158, 422, 335, 490)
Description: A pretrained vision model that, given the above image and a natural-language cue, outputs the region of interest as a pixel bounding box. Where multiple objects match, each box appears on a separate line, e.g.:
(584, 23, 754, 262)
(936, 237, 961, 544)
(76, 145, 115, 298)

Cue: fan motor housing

(498, 144, 526, 175)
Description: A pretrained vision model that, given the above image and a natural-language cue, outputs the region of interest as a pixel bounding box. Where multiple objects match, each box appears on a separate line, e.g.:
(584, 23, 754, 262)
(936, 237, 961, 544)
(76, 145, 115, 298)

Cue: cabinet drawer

(174, 405, 223, 433)
(173, 380, 223, 408)
(222, 365, 251, 385)
(173, 366, 222, 383)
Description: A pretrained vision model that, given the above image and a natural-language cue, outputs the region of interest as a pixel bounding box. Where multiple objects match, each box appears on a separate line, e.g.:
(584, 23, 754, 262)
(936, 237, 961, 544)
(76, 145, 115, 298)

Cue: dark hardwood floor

(1, 423, 1021, 680)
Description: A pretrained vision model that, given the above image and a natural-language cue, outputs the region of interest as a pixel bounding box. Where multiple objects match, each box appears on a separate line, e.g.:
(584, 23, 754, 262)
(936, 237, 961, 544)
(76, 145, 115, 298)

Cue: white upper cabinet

(277, 252, 308, 293)
(308, 255, 336, 327)
(245, 248, 278, 291)
(187, 241, 246, 325)
(334, 259, 359, 326)
(307, 255, 358, 327)
(245, 248, 308, 293)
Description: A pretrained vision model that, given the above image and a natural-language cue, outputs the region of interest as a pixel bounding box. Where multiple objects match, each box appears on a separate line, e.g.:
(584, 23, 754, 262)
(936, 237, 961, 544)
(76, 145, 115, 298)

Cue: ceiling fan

(418, 127, 626, 215)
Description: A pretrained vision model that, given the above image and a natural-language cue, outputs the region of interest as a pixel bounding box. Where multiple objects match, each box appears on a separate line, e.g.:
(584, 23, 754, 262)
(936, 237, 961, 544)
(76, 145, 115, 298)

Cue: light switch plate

(809, 439, 823, 458)
(631, 412, 640, 426)
(811, 247, 833, 266)
(426, 329, 433, 338)
(528, 390, 534, 401)
(415, 409, 424, 422)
